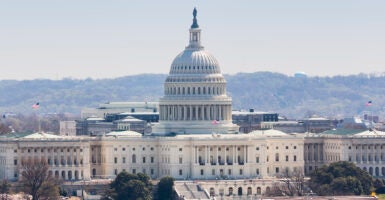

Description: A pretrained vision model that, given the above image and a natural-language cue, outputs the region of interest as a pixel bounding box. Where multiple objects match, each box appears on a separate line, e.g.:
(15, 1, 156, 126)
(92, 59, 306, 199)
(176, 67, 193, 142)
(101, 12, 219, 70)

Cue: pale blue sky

(0, 0, 384, 80)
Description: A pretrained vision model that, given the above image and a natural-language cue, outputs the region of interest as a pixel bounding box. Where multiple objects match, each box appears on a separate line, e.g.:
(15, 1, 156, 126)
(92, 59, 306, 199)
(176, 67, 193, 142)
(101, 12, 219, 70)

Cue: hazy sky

(1, 0, 384, 80)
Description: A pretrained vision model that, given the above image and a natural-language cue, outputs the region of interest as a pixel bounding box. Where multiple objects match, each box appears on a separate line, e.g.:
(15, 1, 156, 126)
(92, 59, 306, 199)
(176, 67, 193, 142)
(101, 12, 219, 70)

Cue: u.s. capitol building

(1, 8, 385, 198)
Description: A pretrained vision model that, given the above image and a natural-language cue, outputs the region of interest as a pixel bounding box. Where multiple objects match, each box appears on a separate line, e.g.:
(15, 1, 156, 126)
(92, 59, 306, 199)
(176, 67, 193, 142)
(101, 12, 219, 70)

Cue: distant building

(105, 112, 159, 123)
(232, 109, 278, 133)
(81, 102, 158, 119)
(75, 116, 147, 136)
(59, 121, 76, 136)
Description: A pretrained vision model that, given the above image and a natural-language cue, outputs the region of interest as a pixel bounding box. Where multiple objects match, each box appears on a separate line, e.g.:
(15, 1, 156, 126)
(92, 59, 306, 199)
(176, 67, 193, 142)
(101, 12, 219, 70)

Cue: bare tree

(274, 169, 306, 197)
(20, 159, 59, 200)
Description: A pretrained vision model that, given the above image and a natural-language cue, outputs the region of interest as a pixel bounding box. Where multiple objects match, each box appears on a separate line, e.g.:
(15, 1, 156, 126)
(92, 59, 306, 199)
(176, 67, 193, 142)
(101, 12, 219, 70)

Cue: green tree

(309, 161, 373, 195)
(157, 176, 175, 200)
(104, 172, 152, 200)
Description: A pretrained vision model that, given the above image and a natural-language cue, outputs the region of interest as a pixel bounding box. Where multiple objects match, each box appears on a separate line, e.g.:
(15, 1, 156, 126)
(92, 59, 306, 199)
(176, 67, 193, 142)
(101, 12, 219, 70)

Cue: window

(114, 169, 118, 175)
(114, 157, 117, 164)
(286, 155, 289, 162)
(212, 169, 215, 175)
(151, 147, 154, 151)
(200, 169, 204, 175)
(14, 159, 17, 165)
(14, 149, 17, 153)
(256, 157, 259, 163)
(142, 147, 145, 151)
(132, 155, 136, 163)
(276, 167, 280, 173)
(256, 168, 259, 175)
(133, 169, 136, 174)
(179, 169, 183, 175)
(151, 157, 154, 163)
(179, 148, 183, 151)
(228, 169, 232, 175)
(151, 169, 154, 175)
(143, 157, 146, 163)
(240, 169, 243, 175)
(256, 147, 259, 151)
(122, 148, 126, 151)
(122, 157, 126, 163)
(294, 146, 297, 149)
(275, 153, 279, 162)
(293, 155, 297, 161)
(179, 157, 183, 164)
(286, 146, 289, 149)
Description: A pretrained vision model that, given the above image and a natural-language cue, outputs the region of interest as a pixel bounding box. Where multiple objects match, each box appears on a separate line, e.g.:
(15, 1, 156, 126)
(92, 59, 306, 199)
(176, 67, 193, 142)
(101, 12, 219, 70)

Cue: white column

(219, 105, 222, 121)
(195, 106, 198, 121)
(216, 146, 218, 164)
(201, 105, 204, 120)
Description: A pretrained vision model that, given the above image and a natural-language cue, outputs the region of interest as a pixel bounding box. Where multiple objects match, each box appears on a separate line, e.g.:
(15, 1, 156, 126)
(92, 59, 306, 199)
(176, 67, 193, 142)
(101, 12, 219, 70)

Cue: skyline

(1, 1, 385, 80)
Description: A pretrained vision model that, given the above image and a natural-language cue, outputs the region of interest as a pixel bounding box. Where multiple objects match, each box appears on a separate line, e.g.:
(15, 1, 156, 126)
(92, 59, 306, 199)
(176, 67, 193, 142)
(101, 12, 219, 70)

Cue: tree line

(1, 72, 385, 118)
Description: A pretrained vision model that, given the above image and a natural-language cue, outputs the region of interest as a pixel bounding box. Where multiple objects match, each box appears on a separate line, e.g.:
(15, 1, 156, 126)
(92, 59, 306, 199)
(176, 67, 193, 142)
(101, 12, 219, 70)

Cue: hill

(1, 72, 384, 119)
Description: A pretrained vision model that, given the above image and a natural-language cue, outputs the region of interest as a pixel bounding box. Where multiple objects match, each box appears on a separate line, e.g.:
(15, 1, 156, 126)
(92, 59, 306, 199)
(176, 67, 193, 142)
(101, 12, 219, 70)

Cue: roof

(321, 128, 367, 135)
(105, 130, 142, 137)
(249, 129, 290, 137)
(22, 132, 65, 139)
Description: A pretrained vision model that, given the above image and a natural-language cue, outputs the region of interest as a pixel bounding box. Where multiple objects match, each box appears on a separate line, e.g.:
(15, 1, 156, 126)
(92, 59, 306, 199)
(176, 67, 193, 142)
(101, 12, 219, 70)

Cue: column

(195, 146, 198, 163)
(205, 146, 208, 163)
(208, 146, 211, 164)
(219, 105, 222, 120)
(216, 146, 218, 164)
(195, 106, 198, 121)
(201, 105, 204, 120)
(189, 106, 192, 120)
(224, 146, 227, 165)
(233, 146, 236, 164)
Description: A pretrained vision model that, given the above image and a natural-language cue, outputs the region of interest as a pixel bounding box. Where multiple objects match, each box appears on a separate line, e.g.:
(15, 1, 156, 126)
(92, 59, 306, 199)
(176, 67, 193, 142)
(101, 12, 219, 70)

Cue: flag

(32, 102, 40, 109)
(212, 120, 219, 125)
(365, 101, 372, 106)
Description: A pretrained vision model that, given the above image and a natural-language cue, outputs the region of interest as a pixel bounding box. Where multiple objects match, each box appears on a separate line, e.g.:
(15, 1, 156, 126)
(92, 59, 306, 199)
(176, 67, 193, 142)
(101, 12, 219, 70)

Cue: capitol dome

(169, 49, 221, 75)
(152, 8, 239, 135)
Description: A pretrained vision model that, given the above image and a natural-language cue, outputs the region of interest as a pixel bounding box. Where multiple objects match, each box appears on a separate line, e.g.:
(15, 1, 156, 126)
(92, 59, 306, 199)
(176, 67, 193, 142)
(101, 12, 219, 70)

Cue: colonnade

(193, 145, 248, 165)
(159, 104, 232, 121)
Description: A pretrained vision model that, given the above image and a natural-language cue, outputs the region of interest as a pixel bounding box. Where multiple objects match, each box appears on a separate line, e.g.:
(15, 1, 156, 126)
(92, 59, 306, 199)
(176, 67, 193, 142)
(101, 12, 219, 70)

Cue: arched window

(183, 87, 185, 94)
(61, 171, 65, 179)
(92, 168, 96, 176)
(203, 87, 206, 94)
(238, 187, 243, 196)
(198, 87, 200, 94)
(229, 187, 233, 195)
(247, 187, 252, 195)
